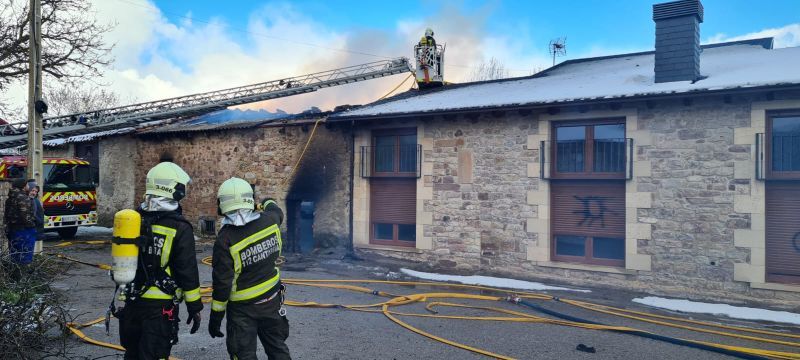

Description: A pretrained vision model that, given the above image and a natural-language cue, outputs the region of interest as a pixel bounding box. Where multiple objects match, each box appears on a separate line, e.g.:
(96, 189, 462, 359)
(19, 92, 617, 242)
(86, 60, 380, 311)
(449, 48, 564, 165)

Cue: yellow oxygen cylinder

(111, 209, 140, 286)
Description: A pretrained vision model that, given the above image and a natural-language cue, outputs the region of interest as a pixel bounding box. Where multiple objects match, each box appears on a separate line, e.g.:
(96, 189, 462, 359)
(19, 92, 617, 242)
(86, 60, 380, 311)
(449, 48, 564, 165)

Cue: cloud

(705, 23, 800, 48)
(3, 1, 647, 116)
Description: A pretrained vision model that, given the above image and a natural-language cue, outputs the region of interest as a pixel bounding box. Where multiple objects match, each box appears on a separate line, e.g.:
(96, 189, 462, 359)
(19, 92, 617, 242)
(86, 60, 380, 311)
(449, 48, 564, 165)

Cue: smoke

(705, 23, 800, 48)
(3, 1, 553, 114)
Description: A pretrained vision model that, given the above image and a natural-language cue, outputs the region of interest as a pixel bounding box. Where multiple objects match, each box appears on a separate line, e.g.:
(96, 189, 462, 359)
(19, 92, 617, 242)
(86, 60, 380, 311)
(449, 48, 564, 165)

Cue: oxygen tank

(111, 209, 140, 286)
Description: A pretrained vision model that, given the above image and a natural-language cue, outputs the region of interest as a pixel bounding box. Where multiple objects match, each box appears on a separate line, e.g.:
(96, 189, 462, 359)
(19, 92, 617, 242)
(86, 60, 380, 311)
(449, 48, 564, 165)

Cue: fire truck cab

(0, 156, 98, 239)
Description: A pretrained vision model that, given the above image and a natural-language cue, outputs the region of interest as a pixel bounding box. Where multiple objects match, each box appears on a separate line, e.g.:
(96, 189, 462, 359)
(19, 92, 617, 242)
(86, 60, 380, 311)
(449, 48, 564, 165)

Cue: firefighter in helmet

(209, 177, 290, 360)
(118, 162, 203, 359)
(419, 27, 436, 47)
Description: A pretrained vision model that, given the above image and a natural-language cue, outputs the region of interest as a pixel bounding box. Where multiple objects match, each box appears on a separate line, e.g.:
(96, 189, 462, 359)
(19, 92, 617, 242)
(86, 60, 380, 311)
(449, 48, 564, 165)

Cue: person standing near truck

(29, 185, 44, 241)
(4, 179, 37, 264)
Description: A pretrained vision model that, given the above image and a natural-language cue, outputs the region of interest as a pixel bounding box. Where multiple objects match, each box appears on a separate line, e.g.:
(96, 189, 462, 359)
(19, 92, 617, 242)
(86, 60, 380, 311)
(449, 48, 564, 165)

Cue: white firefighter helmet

(145, 162, 191, 201)
(217, 177, 255, 214)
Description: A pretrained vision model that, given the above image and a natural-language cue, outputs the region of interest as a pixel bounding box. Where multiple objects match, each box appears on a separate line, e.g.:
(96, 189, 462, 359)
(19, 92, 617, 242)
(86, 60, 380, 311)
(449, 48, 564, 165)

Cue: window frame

(551, 119, 627, 180)
(369, 222, 416, 247)
(551, 234, 625, 267)
(370, 128, 418, 178)
(766, 110, 800, 180)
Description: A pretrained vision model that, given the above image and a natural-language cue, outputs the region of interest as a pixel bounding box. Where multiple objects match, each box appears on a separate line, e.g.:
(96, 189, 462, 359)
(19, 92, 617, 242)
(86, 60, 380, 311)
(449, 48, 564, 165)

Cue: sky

(4, 0, 800, 116)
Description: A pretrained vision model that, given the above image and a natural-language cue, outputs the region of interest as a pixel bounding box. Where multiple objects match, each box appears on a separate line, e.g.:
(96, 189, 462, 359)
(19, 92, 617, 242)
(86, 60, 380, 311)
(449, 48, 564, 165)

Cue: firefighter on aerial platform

(419, 27, 436, 47)
(209, 177, 290, 360)
(416, 28, 443, 87)
(118, 162, 203, 360)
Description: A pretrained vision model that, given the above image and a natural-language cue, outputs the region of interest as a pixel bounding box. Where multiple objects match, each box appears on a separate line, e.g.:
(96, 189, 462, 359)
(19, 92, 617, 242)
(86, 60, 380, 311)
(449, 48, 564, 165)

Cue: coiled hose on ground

(47, 242, 800, 360)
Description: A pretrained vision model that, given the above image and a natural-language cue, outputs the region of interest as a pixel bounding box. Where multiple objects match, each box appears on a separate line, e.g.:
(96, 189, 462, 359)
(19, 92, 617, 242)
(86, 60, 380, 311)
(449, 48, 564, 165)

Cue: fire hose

(47, 242, 800, 360)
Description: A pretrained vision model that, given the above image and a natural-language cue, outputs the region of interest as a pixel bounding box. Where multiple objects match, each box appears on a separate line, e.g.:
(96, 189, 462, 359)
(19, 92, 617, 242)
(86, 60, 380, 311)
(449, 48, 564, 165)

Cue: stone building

(133, 115, 351, 248)
(42, 114, 353, 250)
(26, 0, 799, 308)
(329, 1, 800, 306)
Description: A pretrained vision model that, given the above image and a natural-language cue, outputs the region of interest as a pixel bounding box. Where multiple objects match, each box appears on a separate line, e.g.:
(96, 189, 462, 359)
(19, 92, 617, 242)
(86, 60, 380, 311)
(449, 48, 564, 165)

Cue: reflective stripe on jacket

(212, 209, 283, 313)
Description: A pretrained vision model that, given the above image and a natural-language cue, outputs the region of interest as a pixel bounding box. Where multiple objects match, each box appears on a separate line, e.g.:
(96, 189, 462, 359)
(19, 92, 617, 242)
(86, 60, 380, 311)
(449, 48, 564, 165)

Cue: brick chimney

(653, 0, 704, 83)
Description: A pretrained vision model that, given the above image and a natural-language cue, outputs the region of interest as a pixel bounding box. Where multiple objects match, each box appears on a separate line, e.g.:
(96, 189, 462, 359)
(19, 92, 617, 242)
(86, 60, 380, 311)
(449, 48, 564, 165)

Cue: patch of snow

(43, 127, 135, 147)
(632, 296, 800, 325)
(400, 268, 590, 293)
(337, 43, 800, 118)
(76, 226, 112, 236)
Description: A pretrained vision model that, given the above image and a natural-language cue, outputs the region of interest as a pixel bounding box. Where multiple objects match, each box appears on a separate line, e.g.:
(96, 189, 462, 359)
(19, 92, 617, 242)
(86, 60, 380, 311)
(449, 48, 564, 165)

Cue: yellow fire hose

(50, 245, 800, 360)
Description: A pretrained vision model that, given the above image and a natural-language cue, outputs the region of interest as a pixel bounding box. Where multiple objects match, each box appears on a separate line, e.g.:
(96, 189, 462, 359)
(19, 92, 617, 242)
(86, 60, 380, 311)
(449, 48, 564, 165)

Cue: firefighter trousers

(119, 302, 179, 360)
(226, 294, 291, 360)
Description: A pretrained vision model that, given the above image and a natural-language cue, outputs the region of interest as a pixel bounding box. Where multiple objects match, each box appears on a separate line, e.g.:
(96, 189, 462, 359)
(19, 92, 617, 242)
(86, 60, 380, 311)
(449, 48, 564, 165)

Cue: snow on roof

(43, 127, 135, 147)
(335, 40, 800, 118)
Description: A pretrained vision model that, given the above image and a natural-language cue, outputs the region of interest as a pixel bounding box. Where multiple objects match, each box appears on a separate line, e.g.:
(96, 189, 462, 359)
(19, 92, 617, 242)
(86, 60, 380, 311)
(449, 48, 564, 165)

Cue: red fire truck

(0, 156, 98, 238)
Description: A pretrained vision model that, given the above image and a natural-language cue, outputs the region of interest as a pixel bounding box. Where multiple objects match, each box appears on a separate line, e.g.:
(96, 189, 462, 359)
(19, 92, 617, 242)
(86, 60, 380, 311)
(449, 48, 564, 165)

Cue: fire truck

(0, 156, 97, 238)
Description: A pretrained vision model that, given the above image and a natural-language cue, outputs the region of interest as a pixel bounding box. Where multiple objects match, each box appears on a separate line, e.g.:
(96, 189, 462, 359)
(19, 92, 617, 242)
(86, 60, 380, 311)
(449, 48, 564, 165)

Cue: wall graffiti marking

(573, 195, 617, 228)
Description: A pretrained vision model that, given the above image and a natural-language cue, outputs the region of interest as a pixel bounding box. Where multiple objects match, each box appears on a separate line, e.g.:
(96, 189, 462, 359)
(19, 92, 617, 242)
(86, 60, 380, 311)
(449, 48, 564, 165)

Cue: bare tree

(44, 83, 121, 116)
(468, 57, 509, 82)
(0, 0, 113, 93)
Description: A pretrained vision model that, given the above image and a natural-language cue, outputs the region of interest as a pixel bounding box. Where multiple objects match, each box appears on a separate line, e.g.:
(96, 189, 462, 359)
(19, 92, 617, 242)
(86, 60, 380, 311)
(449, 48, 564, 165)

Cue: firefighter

(417, 27, 442, 83)
(118, 162, 203, 360)
(209, 177, 290, 360)
(419, 27, 436, 47)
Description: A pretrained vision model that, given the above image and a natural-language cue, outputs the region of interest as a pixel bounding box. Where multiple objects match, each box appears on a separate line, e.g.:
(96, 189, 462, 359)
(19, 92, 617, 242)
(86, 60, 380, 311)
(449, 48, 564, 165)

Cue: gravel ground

(45, 228, 800, 360)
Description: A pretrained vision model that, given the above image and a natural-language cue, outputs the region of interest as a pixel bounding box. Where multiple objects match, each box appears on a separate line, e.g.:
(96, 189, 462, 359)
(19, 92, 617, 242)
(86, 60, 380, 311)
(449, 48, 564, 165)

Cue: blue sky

(150, 0, 800, 64)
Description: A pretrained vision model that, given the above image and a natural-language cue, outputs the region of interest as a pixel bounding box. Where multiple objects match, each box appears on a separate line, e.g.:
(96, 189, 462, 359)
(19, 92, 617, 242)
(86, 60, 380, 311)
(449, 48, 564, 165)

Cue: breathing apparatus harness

(105, 209, 189, 341)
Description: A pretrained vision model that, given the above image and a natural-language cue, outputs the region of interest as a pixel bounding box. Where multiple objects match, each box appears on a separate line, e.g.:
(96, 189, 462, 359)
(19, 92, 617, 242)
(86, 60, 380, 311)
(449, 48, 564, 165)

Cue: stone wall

(353, 114, 539, 269)
(135, 124, 351, 247)
(97, 137, 138, 226)
(355, 92, 800, 308)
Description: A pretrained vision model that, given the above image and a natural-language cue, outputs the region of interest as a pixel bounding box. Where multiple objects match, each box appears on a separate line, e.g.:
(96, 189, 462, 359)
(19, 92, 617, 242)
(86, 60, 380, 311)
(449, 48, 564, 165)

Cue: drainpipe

(347, 120, 355, 256)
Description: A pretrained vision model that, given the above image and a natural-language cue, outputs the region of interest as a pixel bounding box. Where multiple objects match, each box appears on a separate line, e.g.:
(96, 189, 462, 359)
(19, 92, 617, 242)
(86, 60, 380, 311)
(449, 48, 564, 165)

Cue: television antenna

(549, 37, 567, 66)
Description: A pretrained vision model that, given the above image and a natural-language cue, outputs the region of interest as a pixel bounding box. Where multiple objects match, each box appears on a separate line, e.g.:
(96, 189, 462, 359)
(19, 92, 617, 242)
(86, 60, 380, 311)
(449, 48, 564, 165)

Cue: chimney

(653, 0, 703, 83)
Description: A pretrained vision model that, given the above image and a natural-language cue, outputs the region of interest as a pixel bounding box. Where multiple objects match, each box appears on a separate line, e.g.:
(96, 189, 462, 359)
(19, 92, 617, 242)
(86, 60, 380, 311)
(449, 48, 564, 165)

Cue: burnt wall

(135, 124, 351, 248)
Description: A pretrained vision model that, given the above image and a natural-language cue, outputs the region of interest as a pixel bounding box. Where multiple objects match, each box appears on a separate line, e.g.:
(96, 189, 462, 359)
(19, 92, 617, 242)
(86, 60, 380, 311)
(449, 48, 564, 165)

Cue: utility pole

(28, 0, 44, 254)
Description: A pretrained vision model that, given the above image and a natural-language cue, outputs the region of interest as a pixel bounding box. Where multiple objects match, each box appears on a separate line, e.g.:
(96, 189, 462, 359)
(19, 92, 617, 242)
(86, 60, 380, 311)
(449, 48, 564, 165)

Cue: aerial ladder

(0, 58, 413, 149)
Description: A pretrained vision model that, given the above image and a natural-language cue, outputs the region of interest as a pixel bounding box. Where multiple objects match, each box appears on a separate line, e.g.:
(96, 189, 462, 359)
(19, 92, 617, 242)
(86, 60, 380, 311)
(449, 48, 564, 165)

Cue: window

(369, 177, 416, 247)
(44, 164, 94, 190)
(372, 222, 416, 243)
(551, 120, 627, 179)
(767, 112, 800, 179)
(366, 128, 420, 177)
(369, 129, 418, 247)
(550, 178, 626, 267)
(553, 235, 625, 267)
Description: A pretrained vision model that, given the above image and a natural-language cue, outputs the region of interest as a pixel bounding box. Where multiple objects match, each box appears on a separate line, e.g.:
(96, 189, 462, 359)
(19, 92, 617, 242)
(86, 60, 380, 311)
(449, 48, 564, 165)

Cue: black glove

(186, 310, 201, 334)
(208, 310, 225, 338)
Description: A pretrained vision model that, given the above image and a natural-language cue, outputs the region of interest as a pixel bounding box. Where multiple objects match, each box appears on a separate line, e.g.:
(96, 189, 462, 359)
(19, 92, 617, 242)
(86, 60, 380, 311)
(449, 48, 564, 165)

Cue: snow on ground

(632, 296, 800, 325)
(76, 226, 112, 237)
(400, 268, 590, 293)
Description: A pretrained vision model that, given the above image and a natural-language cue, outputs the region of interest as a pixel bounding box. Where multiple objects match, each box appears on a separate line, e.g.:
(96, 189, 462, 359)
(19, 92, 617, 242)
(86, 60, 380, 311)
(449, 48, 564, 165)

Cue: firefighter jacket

(419, 35, 436, 47)
(128, 208, 203, 315)
(211, 207, 283, 315)
(4, 187, 35, 232)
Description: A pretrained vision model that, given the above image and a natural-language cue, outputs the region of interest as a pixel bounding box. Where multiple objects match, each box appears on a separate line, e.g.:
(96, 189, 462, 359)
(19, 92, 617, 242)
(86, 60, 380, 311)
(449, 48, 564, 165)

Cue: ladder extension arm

(0, 58, 412, 148)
